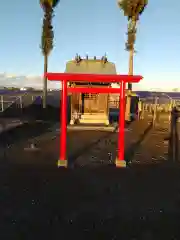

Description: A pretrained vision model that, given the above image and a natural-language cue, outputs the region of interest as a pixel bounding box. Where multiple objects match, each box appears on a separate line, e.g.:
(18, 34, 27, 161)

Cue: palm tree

(40, 0, 60, 108)
(117, 0, 148, 120)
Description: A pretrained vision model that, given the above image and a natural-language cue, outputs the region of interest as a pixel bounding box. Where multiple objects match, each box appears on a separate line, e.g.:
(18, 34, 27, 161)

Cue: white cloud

(0, 72, 179, 92)
(0, 73, 62, 89)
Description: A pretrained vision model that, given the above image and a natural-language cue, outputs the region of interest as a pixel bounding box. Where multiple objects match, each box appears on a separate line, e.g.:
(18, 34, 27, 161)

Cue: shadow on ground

(0, 94, 71, 122)
(1, 161, 180, 239)
(0, 111, 179, 238)
(0, 122, 52, 147)
(125, 122, 153, 164)
(1, 104, 61, 122)
(68, 121, 132, 167)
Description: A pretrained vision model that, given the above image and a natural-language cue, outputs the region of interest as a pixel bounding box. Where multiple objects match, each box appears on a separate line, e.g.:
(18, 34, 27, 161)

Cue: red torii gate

(46, 72, 143, 168)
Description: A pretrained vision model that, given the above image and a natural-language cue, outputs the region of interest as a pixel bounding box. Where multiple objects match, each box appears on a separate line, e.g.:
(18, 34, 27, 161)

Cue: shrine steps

(78, 114, 109, 125)
(67, 123, 116, 132)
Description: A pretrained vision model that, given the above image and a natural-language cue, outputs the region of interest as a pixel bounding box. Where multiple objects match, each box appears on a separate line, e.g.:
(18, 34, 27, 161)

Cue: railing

(0, 95, 21, 112)
(0, 92, 42, 113)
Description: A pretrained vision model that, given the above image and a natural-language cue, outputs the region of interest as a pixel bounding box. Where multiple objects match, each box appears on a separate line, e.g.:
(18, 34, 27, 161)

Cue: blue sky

(0, 0, 179, 90)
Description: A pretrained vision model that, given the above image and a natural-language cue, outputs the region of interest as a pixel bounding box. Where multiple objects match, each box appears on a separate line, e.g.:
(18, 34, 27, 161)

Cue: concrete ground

(0, 118, 180, 239)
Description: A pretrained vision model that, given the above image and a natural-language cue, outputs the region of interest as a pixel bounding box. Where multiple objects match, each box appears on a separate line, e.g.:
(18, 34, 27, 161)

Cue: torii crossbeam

(46, 72, 143, 168)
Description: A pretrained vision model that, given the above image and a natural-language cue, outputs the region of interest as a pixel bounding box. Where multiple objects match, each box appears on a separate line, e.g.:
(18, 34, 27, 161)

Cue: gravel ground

(132, 124, 170, 165)
(1, 119, 180, 239)
(1, 163, 180, 239)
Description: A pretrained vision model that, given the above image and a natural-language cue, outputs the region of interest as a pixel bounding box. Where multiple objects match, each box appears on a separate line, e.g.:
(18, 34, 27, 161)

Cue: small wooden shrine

(65, 55, 117, 125)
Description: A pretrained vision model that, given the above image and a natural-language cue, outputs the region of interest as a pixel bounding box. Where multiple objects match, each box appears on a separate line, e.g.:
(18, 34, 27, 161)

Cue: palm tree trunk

(128, 47, 133, 88)
(125, 17, 136, 121)
(125, 44, 134, 121)
(43, 54, 48, 108)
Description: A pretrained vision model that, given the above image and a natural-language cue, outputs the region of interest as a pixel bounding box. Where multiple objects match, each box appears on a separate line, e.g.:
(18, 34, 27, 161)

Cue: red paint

(46, 72, 143, 166)
(118, 80, 126, 161)
(68, 87, 121, 94)
(46, 72, 142, 83)
(59, 80, 67, 161)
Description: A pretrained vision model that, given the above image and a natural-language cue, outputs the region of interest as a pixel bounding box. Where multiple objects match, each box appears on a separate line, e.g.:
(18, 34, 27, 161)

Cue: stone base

(57, 160, 68, 168)
(24, 147, 40, 151)
(115, 158, 126, 168)
(105, 119, 110, 126)
(70, 119, 74, 125)
(24, 143, 40, 151)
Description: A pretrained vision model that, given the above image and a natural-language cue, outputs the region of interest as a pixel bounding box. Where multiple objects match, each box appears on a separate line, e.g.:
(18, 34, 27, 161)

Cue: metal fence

(0, 92, 43, 113)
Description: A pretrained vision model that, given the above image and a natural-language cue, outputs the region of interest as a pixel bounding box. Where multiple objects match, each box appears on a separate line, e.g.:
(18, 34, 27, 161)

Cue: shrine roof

(65, 59, 117, 76)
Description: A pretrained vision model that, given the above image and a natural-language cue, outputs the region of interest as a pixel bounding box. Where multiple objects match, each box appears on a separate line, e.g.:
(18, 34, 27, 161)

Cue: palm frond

(41, 5, 54, 56)
(117, 0, 148, 19)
